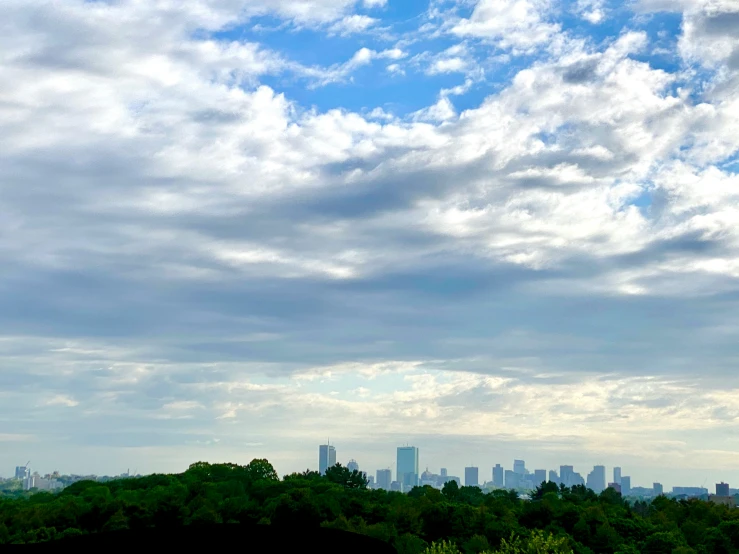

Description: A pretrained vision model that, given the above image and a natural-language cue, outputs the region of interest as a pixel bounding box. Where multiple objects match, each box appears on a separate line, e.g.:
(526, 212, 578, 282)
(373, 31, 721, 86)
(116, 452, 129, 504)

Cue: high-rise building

(505, 470, 520, 489)
(319, 444, 336, 475)
(376, 469, 392, 490)
(465, 466, 479, 487)
(347, 459, 359, 473)
(717, 482, 730, 496)
(493, 464, 504, 487)
(440, 468, 448, 478)
(621, 476, 631, 495)
(653, 482, 664, 496)
(397, 446, 419, 490)
(534, 469, 547, 486)
(608, 482, 622, 493)
(513, 460, 526, 475)
(560, 465, 573, 485)
(586, 465, 606, 493)
(15, 466, 29, 480)
(613, 467, 622, 485)
(549, 470, 559, 484)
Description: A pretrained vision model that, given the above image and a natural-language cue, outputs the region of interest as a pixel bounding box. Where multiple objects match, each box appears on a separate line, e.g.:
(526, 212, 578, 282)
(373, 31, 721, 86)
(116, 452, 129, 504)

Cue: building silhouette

(621, 476, 631, 495)
(493, 464, 504, 487)
(653, 482, 663, 496)
(440, 468, 448, 478)
(586, 465, 606, 493)
(347, 459, 359, 473)
(397, 446, 419, 491)
(717, 482, 730, 496)
(549, 470, 559, 484)
(513, 459, 526, 475)
(376, 469, 392, 491)
(533, 469, 547, 486)
(319, 444, 336, 475)
(465, 466, 479, 487)
(613, 467, 622, 485)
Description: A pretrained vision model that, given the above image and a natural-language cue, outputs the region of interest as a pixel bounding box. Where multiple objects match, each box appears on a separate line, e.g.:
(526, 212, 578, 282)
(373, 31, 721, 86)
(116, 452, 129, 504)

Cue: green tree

(422, 540, 463, 554)
(490, 530, 573, 554)
(324, 463, 369, 489)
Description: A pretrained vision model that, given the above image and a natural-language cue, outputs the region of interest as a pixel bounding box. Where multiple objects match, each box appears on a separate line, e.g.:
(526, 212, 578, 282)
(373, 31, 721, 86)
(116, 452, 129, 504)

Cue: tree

(442, 480, 460, 500)
(244, 459, 279, 483)
(324, 463, 369, 489)
(422, 540, 463, 554)
(490, 530, 573, 554)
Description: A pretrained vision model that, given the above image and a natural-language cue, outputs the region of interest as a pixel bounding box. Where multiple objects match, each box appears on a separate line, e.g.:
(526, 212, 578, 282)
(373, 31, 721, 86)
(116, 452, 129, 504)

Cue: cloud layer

(1, 0, 738, 487)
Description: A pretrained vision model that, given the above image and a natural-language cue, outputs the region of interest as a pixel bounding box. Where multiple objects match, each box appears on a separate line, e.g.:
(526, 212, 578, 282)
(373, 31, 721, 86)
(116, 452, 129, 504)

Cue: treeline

(2, 459, 739, 553)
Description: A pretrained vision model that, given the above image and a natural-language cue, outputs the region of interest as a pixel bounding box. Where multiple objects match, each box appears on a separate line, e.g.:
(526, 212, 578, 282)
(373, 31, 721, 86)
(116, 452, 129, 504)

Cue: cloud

(1, 0, 739, 485)
(327, 14, 379, 36)
(451, 0, 561, 52)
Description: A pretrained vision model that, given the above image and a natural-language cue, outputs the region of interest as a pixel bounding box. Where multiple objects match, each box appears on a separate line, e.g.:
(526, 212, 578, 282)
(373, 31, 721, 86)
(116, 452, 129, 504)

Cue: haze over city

(1, 0, 739, 493)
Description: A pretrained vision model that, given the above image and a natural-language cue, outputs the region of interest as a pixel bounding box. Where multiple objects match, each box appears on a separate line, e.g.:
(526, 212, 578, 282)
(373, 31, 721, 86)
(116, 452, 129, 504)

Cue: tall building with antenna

(319, 442, 336, 475)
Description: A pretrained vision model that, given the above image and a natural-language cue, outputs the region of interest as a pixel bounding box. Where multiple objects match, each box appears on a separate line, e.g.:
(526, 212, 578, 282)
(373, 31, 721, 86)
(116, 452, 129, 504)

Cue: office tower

(653, 482, 663, 496)
(376, 469, 392, 491)
(465, 466, 479, 487)
(347, 459, 359, 473)
(367, 475, 375, 488)
(397, 446, 419, 490)
(613, 467, 622, 485)
(717, 482, 730, 496)
(586, 465, 606, 493)
(609, 482, 622, 493)
(493, 464, 504, 487)
(560, 465, 574, 486)
(621, 476, 631, 495)
(549, 470, 559, 485)
(534, 469, 547, 486)
(15, 466, 29, 480)
(505, 469, 520, 489)
(513, 459, 526, 475)
(319, 444, 336, 475)
(440, 468, 448, 478)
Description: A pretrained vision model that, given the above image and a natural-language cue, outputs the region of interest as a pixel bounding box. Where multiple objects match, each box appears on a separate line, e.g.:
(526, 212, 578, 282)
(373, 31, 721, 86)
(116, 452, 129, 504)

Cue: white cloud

(451, 0, 561, 52)
(327, 14, 378, 36)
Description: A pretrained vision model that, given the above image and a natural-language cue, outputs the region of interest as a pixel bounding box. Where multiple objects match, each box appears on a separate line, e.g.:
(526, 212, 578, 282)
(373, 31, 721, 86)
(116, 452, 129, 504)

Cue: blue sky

(1, 0, 739, 489)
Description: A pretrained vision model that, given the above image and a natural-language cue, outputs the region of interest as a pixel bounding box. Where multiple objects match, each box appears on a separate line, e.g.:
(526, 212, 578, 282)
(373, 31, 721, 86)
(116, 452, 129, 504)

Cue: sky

(1, 0, 738, 490)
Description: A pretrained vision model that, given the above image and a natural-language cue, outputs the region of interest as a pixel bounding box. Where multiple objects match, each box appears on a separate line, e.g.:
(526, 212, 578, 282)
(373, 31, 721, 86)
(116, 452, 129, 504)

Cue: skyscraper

(465, 466, 479, 487)
(613, 467, 622, 485)
(653, 482, 664, 496)
(376, 469, 392, 490)
(586, 465, 606, 493)
(15, 466, 28, 480)
(505, 470, 520, 489)
(717, 482, 730, 496)
(549, 470, 559, 485)
(493, 464, 504, 487)
(440, 468, 448, 478)
(621, 476, 631, 495)
(319, 444, 336, 475)
(513, 459, 526, 475)
(397, 446, 419, 490)
(534, 469, 547, 486)
(347, 459, 359, 473)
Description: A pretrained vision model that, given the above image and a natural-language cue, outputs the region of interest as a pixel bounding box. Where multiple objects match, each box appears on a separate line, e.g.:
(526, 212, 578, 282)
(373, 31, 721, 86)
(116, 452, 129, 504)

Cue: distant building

(608, 482, 622, 493)
(367, 475, 375, 488)
(465, 466, 479, 487)
(440, 468, 448, 478)
(710, 495, 736, 508)
(15, 466, 29, 480)
(533, 469, 547, 486)
(672, 486, 708, 497)
(397, 446, 419, 490)
(24, 472, 62, 491)
(513, 460, 526, 475)
(505, 470, 521, 489)
(559, 466, 584, 488)
(717, 482, 731, 497)
(376, 469, 392, 490)
(319, 444, 336, 475)
(549, 470, 560, 485)
(390, 481, 401, 492)
(493, 464, 504, 487)
(653, 482, 664, 496)
(613, 467, 622, 485)
(621, 476, 631, 496)
(347, 459, 359, 473)
(586, 465, 606, 493)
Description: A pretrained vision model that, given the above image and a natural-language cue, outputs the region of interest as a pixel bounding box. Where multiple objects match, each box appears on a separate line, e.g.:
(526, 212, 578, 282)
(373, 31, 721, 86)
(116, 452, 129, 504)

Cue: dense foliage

(1, 460, 739, 553)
